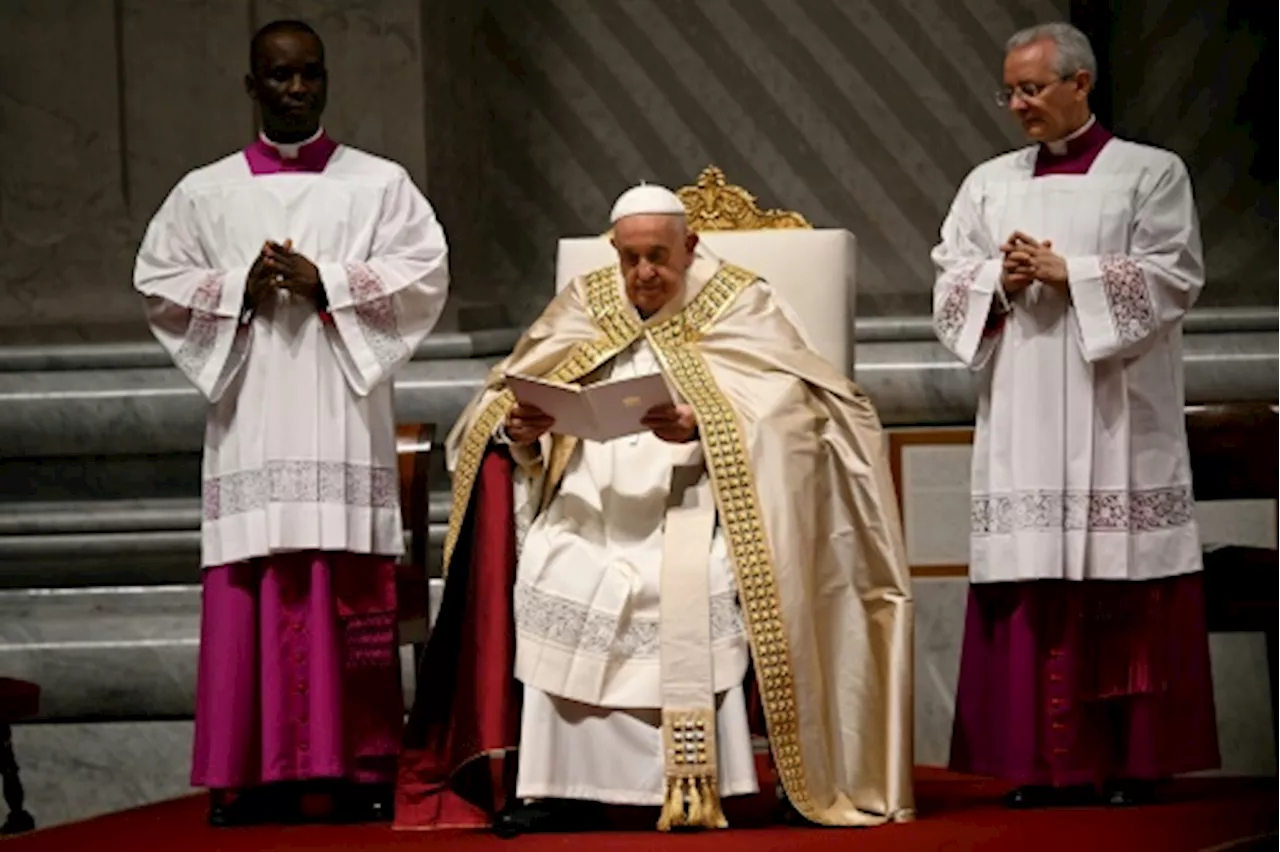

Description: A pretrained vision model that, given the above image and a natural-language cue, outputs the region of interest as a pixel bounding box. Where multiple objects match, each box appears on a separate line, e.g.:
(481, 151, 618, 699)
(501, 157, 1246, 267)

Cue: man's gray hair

(1006, 22, 1097, 79)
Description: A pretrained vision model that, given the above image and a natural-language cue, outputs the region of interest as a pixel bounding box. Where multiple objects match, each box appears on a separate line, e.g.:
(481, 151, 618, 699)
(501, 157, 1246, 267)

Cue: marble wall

(1, 0, 1272, 341)
(408, 0, 1074, 326)
(1107, 1, 1277, 303)
(13, 0, 1063, 338)
(0, 0, 429, 343)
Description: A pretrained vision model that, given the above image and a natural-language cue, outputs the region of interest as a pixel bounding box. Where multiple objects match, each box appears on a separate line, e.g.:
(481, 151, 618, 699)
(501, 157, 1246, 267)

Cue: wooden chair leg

(0, 721, 36, 835)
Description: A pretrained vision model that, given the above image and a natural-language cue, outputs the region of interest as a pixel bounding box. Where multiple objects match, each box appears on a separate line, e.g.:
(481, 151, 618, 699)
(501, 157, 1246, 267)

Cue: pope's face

(1002, 39, 1089, 142)
(612, 215, 698, 318)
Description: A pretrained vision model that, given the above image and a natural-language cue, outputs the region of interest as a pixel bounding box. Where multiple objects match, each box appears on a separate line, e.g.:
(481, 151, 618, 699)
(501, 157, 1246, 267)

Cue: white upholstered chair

(553, 167, 858, 374)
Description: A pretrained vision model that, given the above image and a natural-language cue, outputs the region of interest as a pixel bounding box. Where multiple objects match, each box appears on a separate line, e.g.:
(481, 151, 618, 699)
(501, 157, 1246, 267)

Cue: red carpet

(5, 769, 1275, 851)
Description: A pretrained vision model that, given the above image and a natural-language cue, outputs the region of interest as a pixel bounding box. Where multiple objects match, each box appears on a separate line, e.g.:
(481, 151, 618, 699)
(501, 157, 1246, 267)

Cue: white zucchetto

(609, 182, 685, 223)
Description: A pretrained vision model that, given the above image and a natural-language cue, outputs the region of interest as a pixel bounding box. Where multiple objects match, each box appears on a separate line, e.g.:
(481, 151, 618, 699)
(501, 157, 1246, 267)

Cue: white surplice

(510, 335, 758, 804)
(135, 144, 449, 567)
(931, 139, 1204, 584)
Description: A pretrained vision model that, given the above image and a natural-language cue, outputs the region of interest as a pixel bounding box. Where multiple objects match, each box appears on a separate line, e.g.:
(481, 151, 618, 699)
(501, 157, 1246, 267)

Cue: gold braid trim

(440, 266, 641, 573)
(646, 269, 814, 818)
(440, 390, 515, 573)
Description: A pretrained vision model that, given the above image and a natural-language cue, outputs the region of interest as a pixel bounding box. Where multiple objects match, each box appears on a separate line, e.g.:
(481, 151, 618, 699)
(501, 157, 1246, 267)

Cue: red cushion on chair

(0, 677, 40, 721)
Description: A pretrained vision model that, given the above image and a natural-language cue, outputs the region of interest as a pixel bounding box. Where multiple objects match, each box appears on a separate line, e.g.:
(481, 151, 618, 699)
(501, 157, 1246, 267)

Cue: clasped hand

(1000, 230, 1068, 294)
(503, 402, 698, 446)
(245, 240, 322, 311)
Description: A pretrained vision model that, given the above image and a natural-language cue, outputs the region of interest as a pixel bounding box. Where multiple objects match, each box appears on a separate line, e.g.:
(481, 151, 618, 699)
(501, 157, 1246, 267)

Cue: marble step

(0, 496, 452, 536)
(1, 331, 1275, 458)
(0, 583, 444, 720)
(0, 328, 522, 372)
(0, 357, 499, 458)
(0, 532, 447, 590)
(0, 309, 1269, 372)
(0, 495, 451, 588)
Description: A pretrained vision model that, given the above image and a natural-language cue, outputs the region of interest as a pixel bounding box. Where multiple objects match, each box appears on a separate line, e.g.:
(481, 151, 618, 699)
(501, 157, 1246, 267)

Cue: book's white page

(580, 372, 674, 442)
(504, 372, 674, 442)
(505, 374, 596, 438)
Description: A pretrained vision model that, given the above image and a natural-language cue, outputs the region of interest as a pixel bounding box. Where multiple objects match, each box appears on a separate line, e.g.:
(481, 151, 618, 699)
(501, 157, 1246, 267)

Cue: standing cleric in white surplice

(932, 22, 1218, 809)
(933, 123, 1204, 583)
(138, 135, 447, 566)
(133, 19, 448, 827)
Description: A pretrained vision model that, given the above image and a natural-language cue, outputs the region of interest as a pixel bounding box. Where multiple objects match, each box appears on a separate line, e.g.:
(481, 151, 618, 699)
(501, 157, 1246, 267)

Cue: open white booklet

(505, 371, 675, 442)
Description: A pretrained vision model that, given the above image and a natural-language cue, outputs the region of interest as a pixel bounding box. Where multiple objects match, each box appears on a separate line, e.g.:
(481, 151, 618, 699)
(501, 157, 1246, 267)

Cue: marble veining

(0, 333, 1273, 459)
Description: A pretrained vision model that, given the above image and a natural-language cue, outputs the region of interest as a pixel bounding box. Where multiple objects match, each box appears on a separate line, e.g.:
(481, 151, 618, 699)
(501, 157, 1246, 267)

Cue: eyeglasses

(995, 75, 1073, 107)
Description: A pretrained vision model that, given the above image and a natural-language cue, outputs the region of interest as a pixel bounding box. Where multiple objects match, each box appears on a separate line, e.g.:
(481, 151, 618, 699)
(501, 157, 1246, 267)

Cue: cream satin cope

(444, 256, 915, 826)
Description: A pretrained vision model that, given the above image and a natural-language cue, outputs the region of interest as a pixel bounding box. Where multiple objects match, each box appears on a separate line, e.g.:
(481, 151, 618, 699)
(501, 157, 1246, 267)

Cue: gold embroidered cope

(441, 261, 815, 817)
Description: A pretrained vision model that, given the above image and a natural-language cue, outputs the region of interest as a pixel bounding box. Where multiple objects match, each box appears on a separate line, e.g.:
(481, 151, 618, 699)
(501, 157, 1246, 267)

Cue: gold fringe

(687, 776, 705, 825)
(699, 776, 728, 829)
(655, 775, 728, 831)
(657, 776, 686, 831)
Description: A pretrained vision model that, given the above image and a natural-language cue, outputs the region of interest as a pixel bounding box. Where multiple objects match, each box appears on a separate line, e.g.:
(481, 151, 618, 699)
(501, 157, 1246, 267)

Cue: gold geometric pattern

(661, 707, 716, 775)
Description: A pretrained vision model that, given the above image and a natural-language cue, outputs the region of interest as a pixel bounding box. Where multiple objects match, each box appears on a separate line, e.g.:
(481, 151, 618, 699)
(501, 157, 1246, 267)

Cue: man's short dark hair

(249, 19, 323, 69)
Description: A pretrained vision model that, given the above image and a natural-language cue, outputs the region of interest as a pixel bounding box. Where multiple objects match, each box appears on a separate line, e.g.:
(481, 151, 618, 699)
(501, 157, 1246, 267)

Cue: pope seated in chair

(395, 183, 914, 836)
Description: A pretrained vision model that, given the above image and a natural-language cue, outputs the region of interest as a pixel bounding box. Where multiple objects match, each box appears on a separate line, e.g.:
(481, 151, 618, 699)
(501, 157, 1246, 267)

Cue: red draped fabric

(394, 449, 522, 829)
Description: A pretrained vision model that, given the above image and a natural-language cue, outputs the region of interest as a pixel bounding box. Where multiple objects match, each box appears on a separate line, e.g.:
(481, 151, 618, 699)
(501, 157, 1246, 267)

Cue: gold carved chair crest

(675, 166, 811, 232)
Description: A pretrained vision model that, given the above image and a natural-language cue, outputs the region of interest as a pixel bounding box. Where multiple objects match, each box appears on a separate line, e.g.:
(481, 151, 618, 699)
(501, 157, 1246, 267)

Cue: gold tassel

(657, 776, 686, 831)
(694, 776, 728, 829)
(656, 775, 729, 832)
(687, 775, 705, 826)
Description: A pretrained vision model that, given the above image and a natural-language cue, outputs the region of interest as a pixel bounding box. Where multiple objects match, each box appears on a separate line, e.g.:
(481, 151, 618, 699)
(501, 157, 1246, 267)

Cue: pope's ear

(686, 232, 699, 253)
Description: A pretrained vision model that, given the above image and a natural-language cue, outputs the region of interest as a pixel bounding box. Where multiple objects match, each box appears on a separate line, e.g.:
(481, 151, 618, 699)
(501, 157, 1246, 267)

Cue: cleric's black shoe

(332, 782, 395, 823)
(493, 799, 604, 839)
(1105, 779, 1155, 807)
(0, 809, 35, 835)
(207, 787, 284, 827)
(1003, 784, 1095, 809)
(777, 796, 809, 826)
